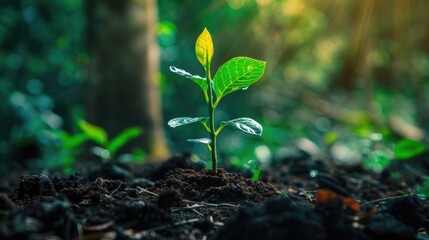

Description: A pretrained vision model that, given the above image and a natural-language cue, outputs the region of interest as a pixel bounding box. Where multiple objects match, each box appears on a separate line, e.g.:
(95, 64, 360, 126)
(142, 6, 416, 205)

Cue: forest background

(0, 0, 428, 174)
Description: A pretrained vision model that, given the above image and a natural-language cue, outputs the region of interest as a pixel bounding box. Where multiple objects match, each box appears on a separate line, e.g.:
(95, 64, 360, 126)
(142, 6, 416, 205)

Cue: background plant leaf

(169, 66, 208, 92)
(107, 127, 143, 157)
(394, 139, 427, 159)
(52, 130, 88, 149)
(77, 119, 108, 146)
(213, 57, 266, 99)
(417, 178, 429, 198)
(221, 117, 263, 136)
(187, 138, 212, 144)
(195, 28, 214, 67)
(168, 117, 209, 128)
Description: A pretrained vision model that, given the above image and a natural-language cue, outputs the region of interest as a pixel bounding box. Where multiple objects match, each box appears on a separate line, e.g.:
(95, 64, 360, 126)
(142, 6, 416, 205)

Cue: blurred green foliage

(77, 119, 143, 163)
(417, 178, 429, 198)
(1, 0, 429, 174)
(51, 129, 87, 175)
(0, 0, 87, 172)
(394, 139, 427, 160)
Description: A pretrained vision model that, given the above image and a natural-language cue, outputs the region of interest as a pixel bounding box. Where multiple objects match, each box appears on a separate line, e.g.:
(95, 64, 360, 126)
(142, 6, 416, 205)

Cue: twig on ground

(171, 201, 239, 213)
(136, 186, 158, 197)
(183, 199, 240, 208)
(361, 195, 412, 207)
(109, 182, 123, 196)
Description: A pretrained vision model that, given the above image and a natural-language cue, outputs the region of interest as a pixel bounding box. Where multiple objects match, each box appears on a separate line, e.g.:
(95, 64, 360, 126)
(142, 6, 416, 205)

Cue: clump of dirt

(1, 174, 170, 240)
(215, 195, 428, 240)
(17, 175, 57, 199)
(365, 195, 426, 239)
(150, 168, 278, 203)
(157, 188, 182, 208)
(214, 197, 326, 240)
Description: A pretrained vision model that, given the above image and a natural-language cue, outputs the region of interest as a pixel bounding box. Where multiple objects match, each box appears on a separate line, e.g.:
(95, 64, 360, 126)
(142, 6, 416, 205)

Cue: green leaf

(66, 134, 88, 149)
(52, 130, 70, 141)
(394, 139, 427, 159)
(221, 118, 263, 136)
(77, 119, 108, 146)
(417, 178, 429, 198)
(52, 131, 88, 149)
(131, 148, 146, 163)
(168, 117, 209, 128)
(252, 168, 261, 181)
(91, 146, 110, 160)
(187, 138, 212, 144)
(107, 127, 143, 157)
(195, 28, 214, 67)
(213, 57, 266, 99)
(169, 66, 208, 92)
(362, 152, 391, 173)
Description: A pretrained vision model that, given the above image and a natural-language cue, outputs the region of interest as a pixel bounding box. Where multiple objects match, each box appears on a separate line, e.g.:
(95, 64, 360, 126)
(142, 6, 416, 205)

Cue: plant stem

(206, 64, 218, 174)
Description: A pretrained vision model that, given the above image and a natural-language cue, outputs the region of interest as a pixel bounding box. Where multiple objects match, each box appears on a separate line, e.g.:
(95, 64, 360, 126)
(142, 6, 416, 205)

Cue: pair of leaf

(77, 119, 143, 157)
(171, 28, 266, 101)
(168, 117, 263, 142)
(170, 57, 265, 100)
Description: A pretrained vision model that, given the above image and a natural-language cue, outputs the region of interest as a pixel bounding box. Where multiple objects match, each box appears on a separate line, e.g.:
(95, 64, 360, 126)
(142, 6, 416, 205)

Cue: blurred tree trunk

(414, 0, 429, 132)
(419, 0, 429, 132)
(86, 0, 170, 161)
(331, 0, 374, 91)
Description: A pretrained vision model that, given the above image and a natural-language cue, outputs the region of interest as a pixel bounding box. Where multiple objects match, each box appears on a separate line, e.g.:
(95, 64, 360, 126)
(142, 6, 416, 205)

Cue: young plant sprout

(168, 28, 266, 174)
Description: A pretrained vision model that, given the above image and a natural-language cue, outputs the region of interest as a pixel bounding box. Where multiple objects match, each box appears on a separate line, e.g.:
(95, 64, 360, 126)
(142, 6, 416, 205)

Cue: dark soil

(150, 168, 278, 203)
(1, 152, 429, 239)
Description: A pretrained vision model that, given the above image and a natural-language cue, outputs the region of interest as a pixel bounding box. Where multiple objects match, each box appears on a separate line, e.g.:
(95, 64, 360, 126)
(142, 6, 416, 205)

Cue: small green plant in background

(398, 139, 429, 199)
(417, 178, 429, 199)
(394, 139, 427, 160)
(77, 119, 143, 163)
(230, 158, 262, 181)
(362, 136, 427, 173)
(51, 119, 143, 174)
(168, 28, 266, 174)
(52, 130, 88, 175)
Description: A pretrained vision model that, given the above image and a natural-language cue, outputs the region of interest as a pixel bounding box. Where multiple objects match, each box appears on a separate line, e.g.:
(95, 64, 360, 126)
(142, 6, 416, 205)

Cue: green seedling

(52, 130, 88, 175)
(77, 119, 143, 163)
(230, 157, 262, 181)
(168, 28, 266, 174)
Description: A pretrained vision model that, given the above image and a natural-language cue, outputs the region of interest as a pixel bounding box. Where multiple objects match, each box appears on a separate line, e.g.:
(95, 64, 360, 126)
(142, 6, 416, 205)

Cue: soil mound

(151, 168, 278, 203)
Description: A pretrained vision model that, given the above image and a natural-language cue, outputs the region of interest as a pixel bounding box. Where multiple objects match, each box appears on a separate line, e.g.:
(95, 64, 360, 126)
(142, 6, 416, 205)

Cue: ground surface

(0, 151, 429, 239)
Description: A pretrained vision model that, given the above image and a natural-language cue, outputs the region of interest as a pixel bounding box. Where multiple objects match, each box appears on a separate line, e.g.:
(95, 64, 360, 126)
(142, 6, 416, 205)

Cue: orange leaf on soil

(343, 197, 361, 212)
(316, 189, 360, 212)
(315, 189, 340, 204)
(358, 206, 378, 223)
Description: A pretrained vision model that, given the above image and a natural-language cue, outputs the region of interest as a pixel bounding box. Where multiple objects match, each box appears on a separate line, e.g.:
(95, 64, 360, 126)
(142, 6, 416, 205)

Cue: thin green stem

(201, 122, 211, 133)
(205, 62, 218, 175)
(213, 98, 221, 109)
(203, 92, 209, 104)
(215, 124, 225, 136)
